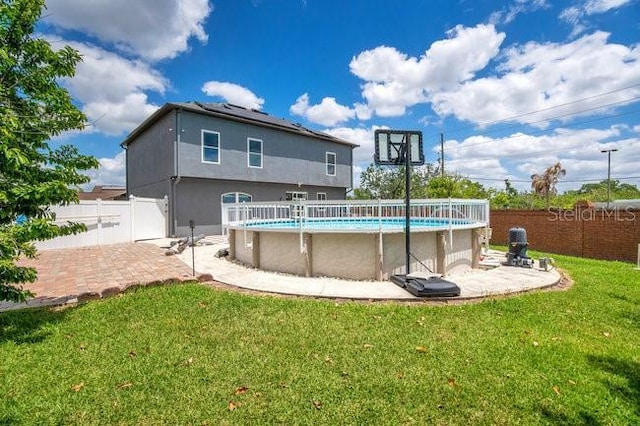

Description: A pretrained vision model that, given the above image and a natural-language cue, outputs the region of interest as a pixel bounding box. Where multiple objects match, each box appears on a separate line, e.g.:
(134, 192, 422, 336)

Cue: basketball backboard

(374, 130, 424, 166)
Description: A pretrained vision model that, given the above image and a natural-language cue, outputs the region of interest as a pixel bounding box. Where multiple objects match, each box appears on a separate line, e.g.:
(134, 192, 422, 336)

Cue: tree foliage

(425, 174, 490, 199)
(1, 0, 98, 302)
(566, 180, 640, 201)
(353, 163, 438, 199)
(354, 161, 639, 211)
(354, 163, 492, 201)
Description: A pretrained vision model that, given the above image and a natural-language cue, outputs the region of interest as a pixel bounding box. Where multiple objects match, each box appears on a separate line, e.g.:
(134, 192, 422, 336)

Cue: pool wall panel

(234, 230, 254, 265)
(260, 232, 306, 276)
(229, 223, 485, 281)
(312, 234, 376, 280)
(445, 229, 473, 274)
(382, 232, 437, 279)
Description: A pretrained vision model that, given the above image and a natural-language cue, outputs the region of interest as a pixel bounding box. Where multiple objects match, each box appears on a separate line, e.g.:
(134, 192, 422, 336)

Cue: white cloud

(430, 31, 640, 127)
(323, 125, 388, 188)
(489, 0, 549, 25)
(441, 126, 639, 191)
(84, 151, 127, 188)
(57, 41, 166, 135)
(560, 0, 633, 36)
(583, 0, 632, 14)
(82, 93, 161, 136)
(290, 93, 356, 126)
(44, 0, 212, 60)
(202, 81, 265, 110)
(323, 126, 382, 164)
(349, 24, 505, 118)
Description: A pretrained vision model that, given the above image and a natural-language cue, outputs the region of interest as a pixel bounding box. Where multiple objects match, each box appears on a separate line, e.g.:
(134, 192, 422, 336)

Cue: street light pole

(600, 148, 618, 209)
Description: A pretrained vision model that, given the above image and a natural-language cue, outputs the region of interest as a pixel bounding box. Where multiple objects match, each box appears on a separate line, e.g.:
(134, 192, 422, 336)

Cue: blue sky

(41, 0, 640, 192)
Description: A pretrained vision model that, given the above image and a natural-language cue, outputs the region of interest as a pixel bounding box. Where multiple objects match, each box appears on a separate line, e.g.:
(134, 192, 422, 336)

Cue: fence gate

(36, 195, 169, 250)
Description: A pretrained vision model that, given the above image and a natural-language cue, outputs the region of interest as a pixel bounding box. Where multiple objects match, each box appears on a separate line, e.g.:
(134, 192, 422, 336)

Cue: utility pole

(440, 132, 444, 177)
(600, 148, 618, 209)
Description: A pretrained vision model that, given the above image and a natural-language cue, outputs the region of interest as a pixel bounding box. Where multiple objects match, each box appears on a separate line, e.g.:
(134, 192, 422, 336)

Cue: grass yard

(1, 252, 638, 425)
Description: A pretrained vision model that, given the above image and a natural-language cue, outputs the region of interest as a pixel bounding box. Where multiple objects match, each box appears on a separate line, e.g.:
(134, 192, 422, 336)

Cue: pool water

(243, 217, 472, 231)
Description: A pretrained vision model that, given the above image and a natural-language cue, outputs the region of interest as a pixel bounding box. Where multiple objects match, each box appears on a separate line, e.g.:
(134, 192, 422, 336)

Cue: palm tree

(531, 162, 566, 208)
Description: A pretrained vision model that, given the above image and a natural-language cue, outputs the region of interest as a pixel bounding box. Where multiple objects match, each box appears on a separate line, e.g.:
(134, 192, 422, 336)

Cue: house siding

(126, 111, 175, 195)
(125, 105, 355, 236)
(177, 110, 352, 188)
(174, 177, 346, 235)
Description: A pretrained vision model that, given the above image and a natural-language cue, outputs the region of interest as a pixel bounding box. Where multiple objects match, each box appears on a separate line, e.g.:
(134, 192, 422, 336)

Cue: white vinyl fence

(36, 195, 168, 250)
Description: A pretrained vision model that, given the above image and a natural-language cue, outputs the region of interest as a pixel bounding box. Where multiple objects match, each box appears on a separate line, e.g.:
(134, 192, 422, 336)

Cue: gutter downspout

(123, 145, 129, 197)
(171, 108, 182, 237)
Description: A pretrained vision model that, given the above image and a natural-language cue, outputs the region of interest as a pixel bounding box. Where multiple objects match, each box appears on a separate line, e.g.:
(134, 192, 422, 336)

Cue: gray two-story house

(121, 102, 357, 236)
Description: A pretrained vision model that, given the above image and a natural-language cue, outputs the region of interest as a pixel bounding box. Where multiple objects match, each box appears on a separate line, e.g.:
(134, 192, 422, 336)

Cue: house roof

(78, 185, 127, 201)
(121, 102, 359, 148)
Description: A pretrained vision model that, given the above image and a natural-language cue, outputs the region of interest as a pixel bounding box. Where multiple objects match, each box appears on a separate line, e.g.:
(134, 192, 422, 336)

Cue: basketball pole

(404, 137, 411, 277)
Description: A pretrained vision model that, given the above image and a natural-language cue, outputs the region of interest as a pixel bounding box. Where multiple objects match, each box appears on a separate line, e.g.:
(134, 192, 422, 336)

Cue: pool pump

(506, 227, 533, 268)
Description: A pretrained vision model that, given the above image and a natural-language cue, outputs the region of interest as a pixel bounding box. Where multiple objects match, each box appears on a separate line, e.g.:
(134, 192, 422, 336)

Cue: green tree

(531, 162, 566, 208)
(1, 0, 98, 302)
(354, 163, 438, 199)
(491, 179, 527, 209)
(425, 174, 490, 199)
(568, 180, 640, 202)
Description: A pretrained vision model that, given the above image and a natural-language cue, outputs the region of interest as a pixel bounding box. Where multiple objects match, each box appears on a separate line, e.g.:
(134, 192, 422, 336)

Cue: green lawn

(1, 252, 638, 425)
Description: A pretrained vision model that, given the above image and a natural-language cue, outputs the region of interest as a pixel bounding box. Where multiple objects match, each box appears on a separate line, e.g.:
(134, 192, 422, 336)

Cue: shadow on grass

(606, 291, 640, 307)
(539, 405, 601, 426)
(588, 355, 640, 417)
(0, 413, 20, 426)
(538, 355, 639, 424)
(0, 306, 71, 345)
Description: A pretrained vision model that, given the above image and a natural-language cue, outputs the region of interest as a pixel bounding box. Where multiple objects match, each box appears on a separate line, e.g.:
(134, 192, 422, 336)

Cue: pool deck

(172, 237, 563, 301)
(0, 236, 563, 312)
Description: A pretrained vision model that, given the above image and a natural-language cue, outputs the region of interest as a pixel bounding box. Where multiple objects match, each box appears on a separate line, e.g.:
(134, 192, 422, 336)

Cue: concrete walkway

(174, 239, 562, 301)
(0, 236, 563, 312)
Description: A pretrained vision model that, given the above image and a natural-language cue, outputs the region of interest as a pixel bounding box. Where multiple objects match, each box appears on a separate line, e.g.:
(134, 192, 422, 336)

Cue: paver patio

(1, 242, 201, 311)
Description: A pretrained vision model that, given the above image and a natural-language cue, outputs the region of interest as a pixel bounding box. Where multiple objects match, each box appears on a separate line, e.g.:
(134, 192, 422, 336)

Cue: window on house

(326, 152, 336, 176)
(202, 130, 220, 164)
(221, 192, 252, 204)
(317, 192, 327, 201)
(285, 191, 307, 201)
(248, 138, 263, 168)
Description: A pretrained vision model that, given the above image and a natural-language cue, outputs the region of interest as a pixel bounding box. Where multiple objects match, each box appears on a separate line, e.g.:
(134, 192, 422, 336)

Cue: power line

(428, 82, 640, 139)
(441, 105, 640, 154)
(462, 176, 640, 183)
(439, 108, 640, 159)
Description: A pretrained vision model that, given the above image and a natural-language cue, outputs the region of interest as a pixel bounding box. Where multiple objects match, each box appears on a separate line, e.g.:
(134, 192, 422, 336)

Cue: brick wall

(490, 208, 640, 262)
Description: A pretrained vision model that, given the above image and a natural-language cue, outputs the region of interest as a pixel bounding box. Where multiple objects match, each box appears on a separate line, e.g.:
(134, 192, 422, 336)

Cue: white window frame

(317, 192, 327, 201)
(286, 191, 307, 201)
(202, 130, 221, 164)
(221, 192, 252, 204)
(326, 151, 336, 176)
(247, 137, 263, 169)
(221, 192, 252, 235)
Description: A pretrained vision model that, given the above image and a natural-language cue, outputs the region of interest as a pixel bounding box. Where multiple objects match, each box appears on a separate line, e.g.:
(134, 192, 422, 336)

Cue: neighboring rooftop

(121, 102, 358, 148)
(78, 185, 127, 201)
(593, 199, 640, 209)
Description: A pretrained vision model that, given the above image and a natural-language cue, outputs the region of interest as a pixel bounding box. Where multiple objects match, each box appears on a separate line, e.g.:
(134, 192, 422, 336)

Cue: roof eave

(120, 103, 179, 148)
(121, 102, 360, 149)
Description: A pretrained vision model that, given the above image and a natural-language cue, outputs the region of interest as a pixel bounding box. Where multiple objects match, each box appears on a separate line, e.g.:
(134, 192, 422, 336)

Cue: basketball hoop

(374, 130, 424, 166)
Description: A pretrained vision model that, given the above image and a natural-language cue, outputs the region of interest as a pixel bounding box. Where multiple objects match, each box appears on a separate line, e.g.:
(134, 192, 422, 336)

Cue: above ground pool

(242, 217, 475, 232)
(224, 199, 490, 281)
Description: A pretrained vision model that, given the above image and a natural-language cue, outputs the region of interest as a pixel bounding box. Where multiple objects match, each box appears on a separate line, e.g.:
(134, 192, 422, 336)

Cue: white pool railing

(222, 198, 490, 235)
